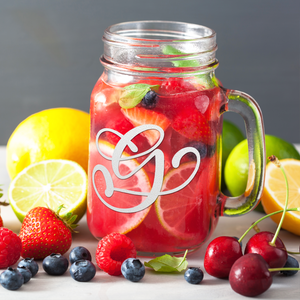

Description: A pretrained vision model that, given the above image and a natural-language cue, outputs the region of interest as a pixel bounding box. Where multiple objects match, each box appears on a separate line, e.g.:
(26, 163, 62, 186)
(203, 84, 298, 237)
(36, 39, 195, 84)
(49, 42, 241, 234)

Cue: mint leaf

(144, 250, 188, 272)
(119, 84, 159, 109)
(162, 45, 200, 68)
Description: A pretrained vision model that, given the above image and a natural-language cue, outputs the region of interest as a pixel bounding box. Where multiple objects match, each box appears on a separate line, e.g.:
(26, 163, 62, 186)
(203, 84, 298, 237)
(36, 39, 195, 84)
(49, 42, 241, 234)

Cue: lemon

(221, 120, 244, 190)
(8, 159, 87, 223)
(261, 159, 300, 236)
(224, 135, 300, 197)
(6, 108, 89, 179)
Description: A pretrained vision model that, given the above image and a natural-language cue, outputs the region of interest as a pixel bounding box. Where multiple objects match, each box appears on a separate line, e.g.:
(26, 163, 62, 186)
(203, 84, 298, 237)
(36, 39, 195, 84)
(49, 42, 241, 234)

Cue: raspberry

(0, 227, 22, 269)
(96, 233, 136, 276)
(0, 216, 3, 227)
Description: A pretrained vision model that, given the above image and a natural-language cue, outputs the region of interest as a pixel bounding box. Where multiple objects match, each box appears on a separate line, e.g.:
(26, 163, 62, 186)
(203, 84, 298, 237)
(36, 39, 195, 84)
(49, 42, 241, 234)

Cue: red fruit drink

(87, 75, 226, 255)
(87, 21, 265, 256)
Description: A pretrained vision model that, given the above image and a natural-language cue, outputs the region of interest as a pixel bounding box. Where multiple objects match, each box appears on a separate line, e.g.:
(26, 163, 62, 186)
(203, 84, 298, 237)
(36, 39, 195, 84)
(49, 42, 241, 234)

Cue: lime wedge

(8, 159, 87, 223)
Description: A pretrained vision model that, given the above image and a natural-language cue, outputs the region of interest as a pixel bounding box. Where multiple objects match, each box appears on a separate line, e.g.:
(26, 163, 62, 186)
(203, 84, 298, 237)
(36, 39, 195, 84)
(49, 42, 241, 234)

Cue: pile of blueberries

(0, 246, 96, 291)
(0, 245, 205, 291)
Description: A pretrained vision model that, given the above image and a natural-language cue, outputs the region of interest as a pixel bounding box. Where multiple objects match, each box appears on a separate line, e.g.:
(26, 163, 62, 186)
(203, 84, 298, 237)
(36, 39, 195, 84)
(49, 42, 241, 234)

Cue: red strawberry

(121, 106, 170, 146)
(19, 205, 77, 260)
(0, 227, 22, 268)
(172, 109, 216, 145)
(159, 78, 196, 95)
(0, 199, 9, 228)
(96, 232, 136, 276)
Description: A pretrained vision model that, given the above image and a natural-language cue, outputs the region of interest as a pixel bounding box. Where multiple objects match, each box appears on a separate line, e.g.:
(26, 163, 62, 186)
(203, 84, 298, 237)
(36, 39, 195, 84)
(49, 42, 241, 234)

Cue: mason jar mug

(87, 21, 265, 256)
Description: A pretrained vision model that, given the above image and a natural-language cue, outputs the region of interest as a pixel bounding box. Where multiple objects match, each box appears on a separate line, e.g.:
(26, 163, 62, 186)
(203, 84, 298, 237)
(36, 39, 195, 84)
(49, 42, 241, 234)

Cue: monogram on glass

(87, 21, 266, 256)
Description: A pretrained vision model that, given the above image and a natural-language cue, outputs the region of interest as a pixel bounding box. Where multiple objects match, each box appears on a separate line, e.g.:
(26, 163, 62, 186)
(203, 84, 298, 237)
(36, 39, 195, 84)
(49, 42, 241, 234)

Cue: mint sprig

(144, 250, 188, 272)
(162, 45, 200, 68)
(119, 83, 159, 109)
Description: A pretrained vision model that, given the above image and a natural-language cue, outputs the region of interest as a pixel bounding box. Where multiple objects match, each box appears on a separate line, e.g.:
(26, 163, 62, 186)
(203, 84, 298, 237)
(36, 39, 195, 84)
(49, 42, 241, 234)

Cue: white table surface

(0, 145, 299, 300)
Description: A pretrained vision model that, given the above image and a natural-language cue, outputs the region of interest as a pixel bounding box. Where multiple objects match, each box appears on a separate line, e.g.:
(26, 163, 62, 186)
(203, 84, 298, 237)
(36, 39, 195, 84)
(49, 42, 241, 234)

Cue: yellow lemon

(261, 159, 300, 236)
(6, 108, 89, 179)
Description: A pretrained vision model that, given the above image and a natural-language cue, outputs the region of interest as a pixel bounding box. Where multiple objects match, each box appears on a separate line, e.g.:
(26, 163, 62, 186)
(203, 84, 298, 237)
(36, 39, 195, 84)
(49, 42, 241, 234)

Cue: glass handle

(219, 89, 266, 216)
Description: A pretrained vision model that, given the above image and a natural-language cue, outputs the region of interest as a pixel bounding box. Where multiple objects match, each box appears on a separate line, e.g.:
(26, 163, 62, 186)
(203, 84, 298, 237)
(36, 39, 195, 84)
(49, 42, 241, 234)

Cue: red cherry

(229, 253, 272, 297)
(244, 231, 288, 270)
(204, 236, 243, 279)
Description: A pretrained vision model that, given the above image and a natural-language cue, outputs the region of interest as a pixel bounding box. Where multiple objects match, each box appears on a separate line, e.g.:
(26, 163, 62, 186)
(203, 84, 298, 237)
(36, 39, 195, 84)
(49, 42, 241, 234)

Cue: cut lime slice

(8, 159, 87, 223)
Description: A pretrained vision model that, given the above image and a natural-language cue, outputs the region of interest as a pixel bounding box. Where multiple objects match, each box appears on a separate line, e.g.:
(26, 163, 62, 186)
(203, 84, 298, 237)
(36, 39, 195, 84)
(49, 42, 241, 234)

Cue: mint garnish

(162, 45, 200, 68)
(144, 250, 188, 272)
(119, 83, 159, 109)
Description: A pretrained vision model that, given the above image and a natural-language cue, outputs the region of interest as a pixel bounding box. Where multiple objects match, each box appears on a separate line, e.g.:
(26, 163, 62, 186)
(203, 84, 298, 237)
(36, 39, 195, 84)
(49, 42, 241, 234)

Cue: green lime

(8, 159, 88, 223)
(224, 134, 300, 197)
(221, 120, 245, 190)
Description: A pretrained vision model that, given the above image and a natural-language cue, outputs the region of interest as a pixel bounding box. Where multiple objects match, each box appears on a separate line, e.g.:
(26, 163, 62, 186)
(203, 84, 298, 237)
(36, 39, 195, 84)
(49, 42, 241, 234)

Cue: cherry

(229, 253, 273, 297)
(204, 236, 243, 279)
(244, 231, 288, 270)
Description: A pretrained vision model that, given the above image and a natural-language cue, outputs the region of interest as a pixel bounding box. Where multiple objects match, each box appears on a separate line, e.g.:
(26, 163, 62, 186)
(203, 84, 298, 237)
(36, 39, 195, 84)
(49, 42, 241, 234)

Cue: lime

(6, 108, 89, 179)
(221, 120, 244, 189)
(8, 159, 88, 223)
(224, 134, 300, 197)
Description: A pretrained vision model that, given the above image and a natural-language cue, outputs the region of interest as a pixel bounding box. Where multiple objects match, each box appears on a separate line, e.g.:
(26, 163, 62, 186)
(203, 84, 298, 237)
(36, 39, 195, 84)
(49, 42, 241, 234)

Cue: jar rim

(104, 20, 216, 44)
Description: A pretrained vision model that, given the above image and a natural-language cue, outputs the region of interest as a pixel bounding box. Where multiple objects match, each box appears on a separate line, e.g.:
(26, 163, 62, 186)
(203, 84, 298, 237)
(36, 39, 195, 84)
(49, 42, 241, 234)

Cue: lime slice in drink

(8, 159, 88, 223)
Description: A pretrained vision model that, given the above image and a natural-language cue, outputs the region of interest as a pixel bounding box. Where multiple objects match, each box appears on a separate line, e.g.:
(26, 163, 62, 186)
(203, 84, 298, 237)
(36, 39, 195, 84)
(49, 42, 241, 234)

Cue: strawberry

(159, 78, 196, 95)
(0, 197, 9, 228)
(121, 106, 170, 146)
(19, 205, 77, 260)
(172, 109, 216, 145)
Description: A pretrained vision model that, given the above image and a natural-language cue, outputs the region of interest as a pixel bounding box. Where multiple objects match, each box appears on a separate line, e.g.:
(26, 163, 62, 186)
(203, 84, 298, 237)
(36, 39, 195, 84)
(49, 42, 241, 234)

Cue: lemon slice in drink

(8, 159, 87, 223)
(261, 159, 300, 236)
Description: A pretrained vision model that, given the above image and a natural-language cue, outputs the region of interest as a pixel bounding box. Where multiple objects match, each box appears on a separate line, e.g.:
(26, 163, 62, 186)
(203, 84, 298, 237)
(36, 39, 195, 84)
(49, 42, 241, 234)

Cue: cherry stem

(268, 156, 289, 246)
(269, 267, 300, 272)
(287, 251, 300, 255)
(238, 207, 300, 244)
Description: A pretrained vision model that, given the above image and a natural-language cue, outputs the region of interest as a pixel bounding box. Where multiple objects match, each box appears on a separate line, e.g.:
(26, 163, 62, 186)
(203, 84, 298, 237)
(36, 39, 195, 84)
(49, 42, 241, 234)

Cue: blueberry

(280, 255, 299, 276)
(70, 260, 96, 282)
(141, 90, 159, 109)
(184, 141, 216, 160)
(184, 267, 204, 284)
(121, 258, 145, 282)
(69, 246, 92, 264)
(18, 257, 39, 277)
(0, 267, 24, 290)
(42, 253, 69, 276)
(17, 266, 32, 283)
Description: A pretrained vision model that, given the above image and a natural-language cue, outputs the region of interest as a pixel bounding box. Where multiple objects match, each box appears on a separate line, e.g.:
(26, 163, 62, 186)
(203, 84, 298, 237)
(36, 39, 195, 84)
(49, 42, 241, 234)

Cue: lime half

(8, 159, 88, 223)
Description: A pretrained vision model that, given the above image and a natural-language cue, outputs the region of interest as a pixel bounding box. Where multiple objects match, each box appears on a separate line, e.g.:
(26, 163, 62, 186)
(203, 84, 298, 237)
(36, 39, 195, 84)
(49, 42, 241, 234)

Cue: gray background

(0, 0, 299, 145)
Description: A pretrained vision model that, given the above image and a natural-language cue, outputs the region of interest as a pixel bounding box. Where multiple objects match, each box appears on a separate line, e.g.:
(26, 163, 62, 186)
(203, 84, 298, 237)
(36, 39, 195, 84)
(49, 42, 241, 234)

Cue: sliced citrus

(8, 159, 88, 223)
(121, 106, 170, 146)
(261, 159, 300, 236)
(155, 161, 211, 240)
(87, 140, 151, 236)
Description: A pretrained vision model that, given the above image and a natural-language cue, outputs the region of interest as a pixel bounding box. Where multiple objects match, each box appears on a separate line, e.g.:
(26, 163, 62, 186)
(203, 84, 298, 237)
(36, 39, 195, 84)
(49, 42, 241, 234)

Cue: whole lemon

(7, 108, 89, 179)
(224, 134, 300, 197)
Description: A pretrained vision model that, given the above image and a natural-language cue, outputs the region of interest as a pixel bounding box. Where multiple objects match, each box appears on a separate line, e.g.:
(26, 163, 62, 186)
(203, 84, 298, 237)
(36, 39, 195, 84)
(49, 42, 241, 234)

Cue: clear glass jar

(87, 21, 265, 256)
